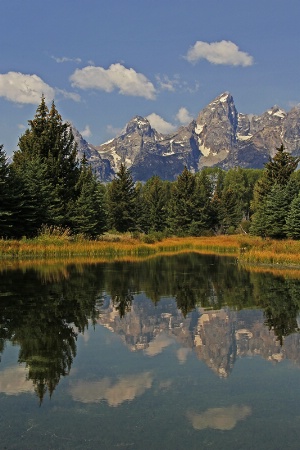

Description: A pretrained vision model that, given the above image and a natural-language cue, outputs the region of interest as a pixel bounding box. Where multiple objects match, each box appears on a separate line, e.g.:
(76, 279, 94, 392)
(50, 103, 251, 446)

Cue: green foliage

(0, 145, 13, 237)
(286, 193, 300, 239)
(167, 167, 198, 235)
(12, 97, 80, 230)
(250, 145, 299, 238)
(71, 159, 107, 237)
(107, 163, 137, 232)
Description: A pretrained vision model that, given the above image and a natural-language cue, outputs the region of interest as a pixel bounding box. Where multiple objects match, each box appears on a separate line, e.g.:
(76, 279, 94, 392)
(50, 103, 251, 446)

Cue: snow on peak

(219, 92, 230, 103)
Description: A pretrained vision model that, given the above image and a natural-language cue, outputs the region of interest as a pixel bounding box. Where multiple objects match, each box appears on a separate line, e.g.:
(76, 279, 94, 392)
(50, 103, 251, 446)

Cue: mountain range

(73, 92, 300, 182)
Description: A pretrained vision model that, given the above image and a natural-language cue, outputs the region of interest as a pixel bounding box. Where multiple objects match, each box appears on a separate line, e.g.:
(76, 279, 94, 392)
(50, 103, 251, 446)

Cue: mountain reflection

(1, 253, 300, 403)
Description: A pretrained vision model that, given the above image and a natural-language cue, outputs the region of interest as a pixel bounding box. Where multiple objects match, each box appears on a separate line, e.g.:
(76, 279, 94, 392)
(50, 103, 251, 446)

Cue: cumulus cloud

(70, 63, 156, 100)
(176, 107, 193, 125)
(185, 40, 254, 66)
(0, 365, 34, 396)
(80, 125, 92, 139)
(146, 113, 176, 134)
(187, 405, 252, 431)
(0, 72, 55, 104)
(69, 372, 153, 407)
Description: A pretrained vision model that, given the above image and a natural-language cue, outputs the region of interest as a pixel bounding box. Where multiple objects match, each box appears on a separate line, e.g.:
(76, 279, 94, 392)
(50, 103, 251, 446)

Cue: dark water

(1, 253, 300, 449)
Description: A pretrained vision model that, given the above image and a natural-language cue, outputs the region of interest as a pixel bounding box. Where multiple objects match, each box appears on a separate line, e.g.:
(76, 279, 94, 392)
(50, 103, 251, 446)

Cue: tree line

(1, 97, 300, 240)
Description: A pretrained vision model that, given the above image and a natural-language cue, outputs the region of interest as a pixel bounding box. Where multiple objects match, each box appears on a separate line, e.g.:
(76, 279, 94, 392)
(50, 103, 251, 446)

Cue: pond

(1, 253, 300, 449)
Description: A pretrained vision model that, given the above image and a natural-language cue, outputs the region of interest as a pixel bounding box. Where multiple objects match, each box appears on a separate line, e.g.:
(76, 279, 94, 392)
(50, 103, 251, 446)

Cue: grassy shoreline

(1, 234, 300, 268)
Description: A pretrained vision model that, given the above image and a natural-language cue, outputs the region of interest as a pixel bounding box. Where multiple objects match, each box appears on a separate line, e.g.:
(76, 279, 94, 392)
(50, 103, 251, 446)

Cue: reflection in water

(0, 365, 34, 395)
(70, 372, 153, 407)
(187, 405, 252, 431)
(1, 253, 300, 405)
(0, 266, 104, 403)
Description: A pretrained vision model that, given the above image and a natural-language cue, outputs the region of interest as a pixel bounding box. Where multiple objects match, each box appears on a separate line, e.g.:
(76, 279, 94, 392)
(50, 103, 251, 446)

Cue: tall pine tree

(107, 163, 137, 232)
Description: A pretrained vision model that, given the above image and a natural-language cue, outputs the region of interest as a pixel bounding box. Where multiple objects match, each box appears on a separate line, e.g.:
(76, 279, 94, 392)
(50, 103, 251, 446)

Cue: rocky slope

(74, 92, 300, 181)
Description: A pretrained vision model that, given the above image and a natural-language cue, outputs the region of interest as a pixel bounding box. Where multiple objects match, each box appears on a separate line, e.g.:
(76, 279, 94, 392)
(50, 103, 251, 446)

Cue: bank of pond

(1, 234, 300, 269)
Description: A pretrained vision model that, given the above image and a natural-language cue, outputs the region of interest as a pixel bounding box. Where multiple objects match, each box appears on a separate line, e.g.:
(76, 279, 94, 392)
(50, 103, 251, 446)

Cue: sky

(1, 0, 300, 156)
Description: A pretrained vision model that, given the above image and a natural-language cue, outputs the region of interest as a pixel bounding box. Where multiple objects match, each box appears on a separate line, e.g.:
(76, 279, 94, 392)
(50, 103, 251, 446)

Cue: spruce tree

(167, 167, 196, 235)
(286, 193, 300, 239)
(250, 145, 299, 237)
(71, 159, 107, 237)
(107, 163, 137, 232)
(11, 96, 81, 232)
(0, 145, 12, 237)
(143, 175, 167, 233)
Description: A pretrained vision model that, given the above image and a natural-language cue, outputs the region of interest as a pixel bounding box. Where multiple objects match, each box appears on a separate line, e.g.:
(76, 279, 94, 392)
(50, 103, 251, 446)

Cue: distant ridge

(73, 92, 300, 181)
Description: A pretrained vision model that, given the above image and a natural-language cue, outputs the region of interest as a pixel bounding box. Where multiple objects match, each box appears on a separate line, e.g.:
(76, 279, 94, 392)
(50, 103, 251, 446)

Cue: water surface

(1, 253, 300, 449)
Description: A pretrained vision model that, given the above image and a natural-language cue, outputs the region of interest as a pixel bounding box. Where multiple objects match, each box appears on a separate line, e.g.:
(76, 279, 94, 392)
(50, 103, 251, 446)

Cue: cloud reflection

(187, 405, 251, 431)
(70, 372, 153, 407)
(0, 365, 34, 395)
(144, 333, 174, 356)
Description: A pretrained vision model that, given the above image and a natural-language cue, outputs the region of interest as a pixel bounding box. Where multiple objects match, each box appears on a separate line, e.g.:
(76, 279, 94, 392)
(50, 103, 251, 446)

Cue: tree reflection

(251, 273, 300, 345)
(174, 281, 197, 318)
(0, 265, 104, 403)
(113, 291, 134, 318)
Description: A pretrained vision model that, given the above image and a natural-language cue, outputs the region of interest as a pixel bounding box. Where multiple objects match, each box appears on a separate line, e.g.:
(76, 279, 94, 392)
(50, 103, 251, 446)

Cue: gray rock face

(73, 93, 300, 181)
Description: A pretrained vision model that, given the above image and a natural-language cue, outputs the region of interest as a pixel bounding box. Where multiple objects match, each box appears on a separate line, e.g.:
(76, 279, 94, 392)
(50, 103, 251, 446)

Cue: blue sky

(1, 0, 300, 155)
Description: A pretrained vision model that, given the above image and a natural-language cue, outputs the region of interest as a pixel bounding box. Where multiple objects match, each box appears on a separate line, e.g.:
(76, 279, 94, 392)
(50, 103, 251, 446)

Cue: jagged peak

(211, 91, 234, 104)
(266, 105, 286, 118)
(125, 115, 155, 137)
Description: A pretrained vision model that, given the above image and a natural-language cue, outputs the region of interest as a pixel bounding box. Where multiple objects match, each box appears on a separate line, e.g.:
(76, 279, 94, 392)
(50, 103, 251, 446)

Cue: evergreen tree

(10, 156, 55, 237)
(143, 175, 167, 233)
(167, 167, 197, 235)
(250, 145, 299, 237)
(107, 163, 137, 232)
(286, 193, 300, 239)
(263, 184, 291, 239)
(190, 170, 214, 234)
(71, 159, 107, 237)
(12, 97, 80, 230)
(0, 145, 12, 237)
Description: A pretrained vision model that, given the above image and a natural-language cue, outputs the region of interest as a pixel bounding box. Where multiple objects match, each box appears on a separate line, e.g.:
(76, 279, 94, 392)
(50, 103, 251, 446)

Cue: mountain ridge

(73, 92, 300, 181)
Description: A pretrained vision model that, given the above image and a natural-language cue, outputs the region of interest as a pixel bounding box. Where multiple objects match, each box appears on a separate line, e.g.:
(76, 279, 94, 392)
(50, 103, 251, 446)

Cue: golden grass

(1, 234, 300, 272)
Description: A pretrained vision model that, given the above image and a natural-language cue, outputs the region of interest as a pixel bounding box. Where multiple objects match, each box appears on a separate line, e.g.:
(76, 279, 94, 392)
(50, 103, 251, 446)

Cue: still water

(1, 253, 300, 449)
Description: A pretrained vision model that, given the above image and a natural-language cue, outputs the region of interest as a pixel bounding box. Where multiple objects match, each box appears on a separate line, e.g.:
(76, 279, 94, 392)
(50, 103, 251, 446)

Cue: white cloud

(155, 74, 178, 92)
(185, 40, 254, 66)
(106, 124, 124, 137)
(187, 405, 252, 431)
(146, 113, 176, 134)
(56, 88, 81, 102)
(176, 107, 193, 125)
(70, 63, 156, 100)
(80, 125, 92, 139)
(0, 72, 55, 104)
(52, 55, 82, 64)
(69, 372, 153, 407)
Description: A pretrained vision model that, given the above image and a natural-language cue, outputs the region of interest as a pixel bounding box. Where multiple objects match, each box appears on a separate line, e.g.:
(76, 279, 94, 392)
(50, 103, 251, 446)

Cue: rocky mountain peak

(72, 92, 300, 181)
(125, 116, 154, 137)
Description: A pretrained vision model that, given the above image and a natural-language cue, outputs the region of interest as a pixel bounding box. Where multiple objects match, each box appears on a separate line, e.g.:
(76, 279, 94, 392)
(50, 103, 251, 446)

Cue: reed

(1, 233, 300, 270)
